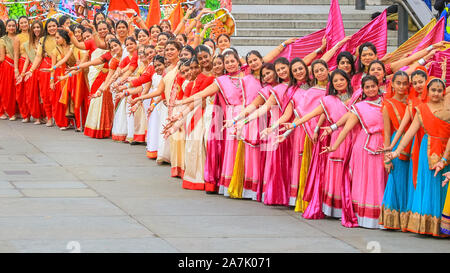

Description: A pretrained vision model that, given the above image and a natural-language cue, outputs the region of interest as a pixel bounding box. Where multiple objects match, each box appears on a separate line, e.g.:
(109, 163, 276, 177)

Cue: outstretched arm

(321, 112, 359, 153)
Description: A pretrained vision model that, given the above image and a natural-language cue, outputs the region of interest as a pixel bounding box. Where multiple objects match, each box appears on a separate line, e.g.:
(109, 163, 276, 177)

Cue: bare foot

(46, 120, 53, 127)
(22, 118, 30, 123)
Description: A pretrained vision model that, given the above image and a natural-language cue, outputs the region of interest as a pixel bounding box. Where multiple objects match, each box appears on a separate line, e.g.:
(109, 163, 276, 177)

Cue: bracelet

(418, 58, 426, 66)
(330, 123, 338, 131)
(243, 119, 249, 125)
(153, 102, 157, 107)
(271, 123, 279, 130)
(314, 126, 320, 133)
(315, 48, 322, 54)
(124, 91, 129, 96)
(69, 72, 73, 77)
(50, 76, 54, 80)
(282, 130, 292, 138)
(427, 45, 434, 51)
(76, 65, 80, 70)
(442, 157, 448, 163)
(292, 122, 297, 129)
(281, 42, 286, 48)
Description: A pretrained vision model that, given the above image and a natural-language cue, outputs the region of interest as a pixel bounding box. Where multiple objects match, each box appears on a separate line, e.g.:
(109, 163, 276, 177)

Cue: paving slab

(163, 237, 359, 253)
(21, 188, 99, 198)
(0, 216, 154, 241)
(137, 215, 328, 238)
(0, 238, 179, 253)
(0, 198, 126, 217)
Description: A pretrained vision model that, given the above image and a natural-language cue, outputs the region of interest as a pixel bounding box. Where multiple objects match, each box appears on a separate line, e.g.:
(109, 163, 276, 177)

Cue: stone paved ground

(0, 120, 448, 253)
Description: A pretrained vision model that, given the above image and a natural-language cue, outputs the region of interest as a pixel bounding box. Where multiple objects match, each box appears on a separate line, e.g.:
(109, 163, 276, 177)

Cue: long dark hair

(259, 62, 276, 86)
(5, 19, 18, 34)
(0, 20, 6, 38)
(42, 18, 59, 54)
(273, 57, 290, 83)
(357, 42, 377, 73)
(361, 75, 379, 100)
(289, 57, 310, 88)
(93, 12, 106, 29)
(368, 60, 386, 84)
(28, 20, 43, 47)
(56, 29, 71, 45)
(328, 69, 353, 96)
(311, 59, 329, 86)
(337, 51, 355, 76)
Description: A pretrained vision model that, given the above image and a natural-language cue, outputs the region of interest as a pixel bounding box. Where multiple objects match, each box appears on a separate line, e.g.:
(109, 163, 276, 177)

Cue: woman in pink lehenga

(174, 49, 246, 196)
(228, 63, 278, 201)
(240, 57, 293, 206)
(284, 68, 359, 227)
(322, 75, 386, 229)
(223, 61, 276, 200)
(261, 58, 311, 207)
(282, 59, 331, 219)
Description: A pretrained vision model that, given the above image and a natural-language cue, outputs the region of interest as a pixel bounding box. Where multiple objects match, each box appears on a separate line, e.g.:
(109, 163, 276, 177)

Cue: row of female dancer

(0, 10, 449, 238)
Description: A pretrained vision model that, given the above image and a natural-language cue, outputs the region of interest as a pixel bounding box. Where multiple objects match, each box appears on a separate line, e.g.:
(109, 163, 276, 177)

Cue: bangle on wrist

(418, 58, 426, 66)
(442, 157, 448, 163)
(314, 126, 320, 133)
(315, 48, 322, 54)
(292, 122, 297, 129)
(283, 130, 291, 138)
(330, 123, 338, 131)
(427, 45, 434, 51)
(271, 123, 279, 130)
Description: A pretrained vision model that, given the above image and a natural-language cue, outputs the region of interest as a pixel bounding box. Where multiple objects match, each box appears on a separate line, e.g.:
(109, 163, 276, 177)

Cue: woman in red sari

(13, 16, 30, 123)
(20, 20, 44, 124)
(0, 19, 18, 121)
(23, 18, 59, 127)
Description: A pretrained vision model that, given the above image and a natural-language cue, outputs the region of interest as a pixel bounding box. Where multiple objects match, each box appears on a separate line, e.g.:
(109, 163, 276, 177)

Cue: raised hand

(320, 145, 336, 155)
(384, 150, 399, 163)
(442, 172, 450, 187)
(23, 71, 32, 82)
(320, 126, 332, 141)
(259, 127, 272, 139)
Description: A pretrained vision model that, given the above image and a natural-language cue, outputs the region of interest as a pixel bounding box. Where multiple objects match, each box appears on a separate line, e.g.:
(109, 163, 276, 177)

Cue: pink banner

(411, 16, 445, 54)
(325, 0, 346, 69)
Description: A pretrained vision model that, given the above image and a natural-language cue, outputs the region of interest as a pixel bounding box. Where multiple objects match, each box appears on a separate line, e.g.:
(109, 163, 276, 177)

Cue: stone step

(234, 45, 399, 57)
(233, 0, 354, 5)
(236, 19, 371, 29)
(232, 36, 399, 47)
(235, 28, 399, 39)
(232, 0, 392, 5)
(233, 12, 375, 21)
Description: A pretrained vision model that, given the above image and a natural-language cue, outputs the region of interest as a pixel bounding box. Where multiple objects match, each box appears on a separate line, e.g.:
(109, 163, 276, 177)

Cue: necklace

(337, 92, 351, 102)
(228, 75, 241, 90)
(318, 80, 328, 87)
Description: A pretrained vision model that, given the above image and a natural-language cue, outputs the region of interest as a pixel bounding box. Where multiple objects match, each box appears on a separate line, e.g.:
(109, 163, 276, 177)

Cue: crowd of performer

(0, 9, 449, 238)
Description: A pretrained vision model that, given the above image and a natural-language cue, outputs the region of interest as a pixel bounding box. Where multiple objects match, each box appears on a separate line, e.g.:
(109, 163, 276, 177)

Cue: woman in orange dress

(386, 78, 450, 237)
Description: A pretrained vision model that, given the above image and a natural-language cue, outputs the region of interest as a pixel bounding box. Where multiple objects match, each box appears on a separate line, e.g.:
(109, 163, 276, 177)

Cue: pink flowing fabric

(292, 87, 327, 220)
(277, 29, 326, 61)
(204, 91, 226, 193)
(276, 0, 345, 62)
(325, 0, 346, 70)
(320, 95, 358, 227)
(288, 86, 309, 206)
(350, 101, 387, 228)
(428, 48, 450, 87)
(330, 9, 388, 71)
(215, 75, 245, 196)
(241, 75, 264, 200)
(411, 17, 444, 54)
(262, 83, 292, 206)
